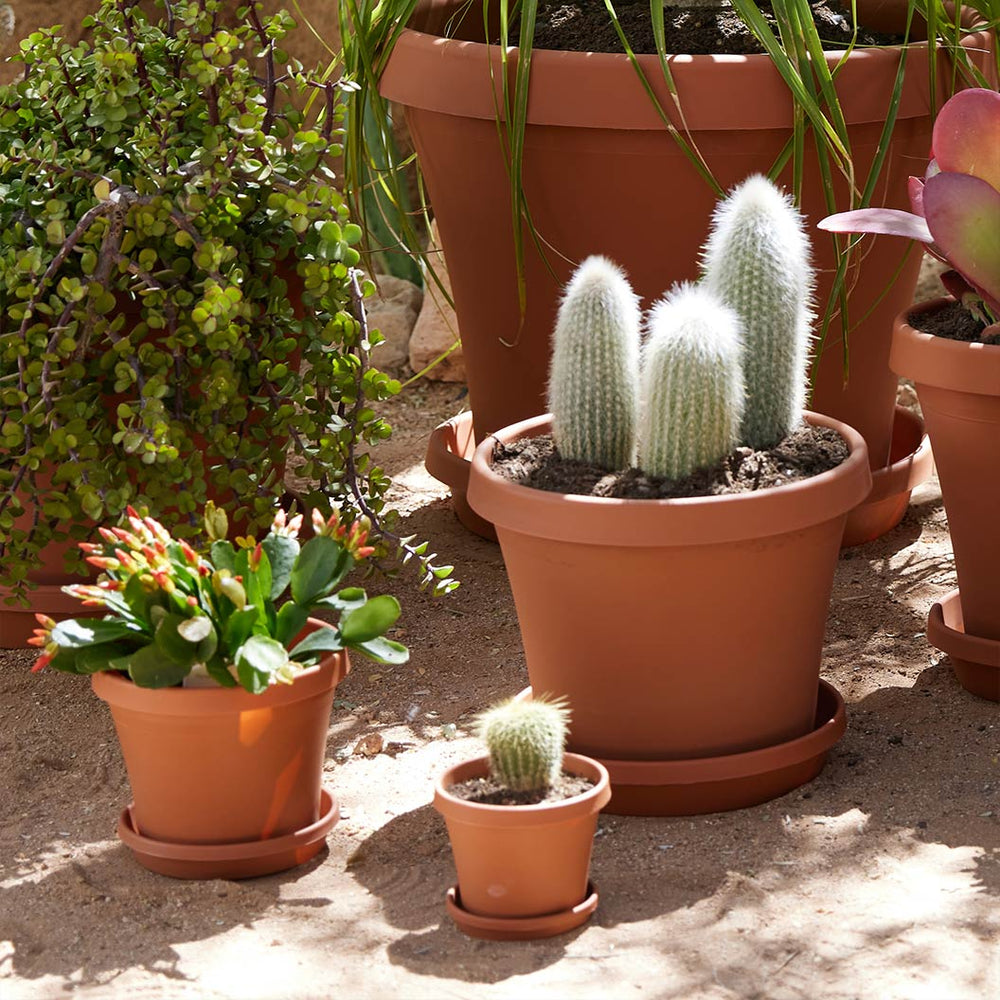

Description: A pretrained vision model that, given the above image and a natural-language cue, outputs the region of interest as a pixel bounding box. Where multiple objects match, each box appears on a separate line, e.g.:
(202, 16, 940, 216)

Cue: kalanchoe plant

(0, 0, 456, 605)
(28, 500, 408, 692)
(819, 88, 1000, 338)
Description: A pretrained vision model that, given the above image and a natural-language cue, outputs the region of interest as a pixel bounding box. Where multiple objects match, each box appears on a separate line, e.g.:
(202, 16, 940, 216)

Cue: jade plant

(551, 175, 815, 480)
(475, 696, 570, 794)
(0, 0, 455, 605)
(28, 500, 407, 691)
(819, 88, 1000, 338)
(547, 255, 640, 470)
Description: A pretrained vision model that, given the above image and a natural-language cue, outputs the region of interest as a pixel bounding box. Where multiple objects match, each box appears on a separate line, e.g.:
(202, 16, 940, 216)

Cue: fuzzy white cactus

(637, 283, 746, 480)
(547, 255, 641, 470)
(701, 174, 814, 450)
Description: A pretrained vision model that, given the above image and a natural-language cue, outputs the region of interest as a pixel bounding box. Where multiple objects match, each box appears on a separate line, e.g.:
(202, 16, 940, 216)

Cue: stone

(409, 221, 466, 382)
(366, 275, 423, 374)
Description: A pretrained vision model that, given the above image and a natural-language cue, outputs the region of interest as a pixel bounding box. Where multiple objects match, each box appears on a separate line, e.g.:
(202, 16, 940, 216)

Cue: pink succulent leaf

(930, 89, 1000, 193)
(907, 176, 925, 216)
(817, 207, 933, 242)
(923, 172, 1000, 315)
(939, 269, 977, 303)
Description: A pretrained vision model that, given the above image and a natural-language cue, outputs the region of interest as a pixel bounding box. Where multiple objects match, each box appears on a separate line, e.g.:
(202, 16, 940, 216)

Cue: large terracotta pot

(434, 752, 610, 939)
(381, 0, 989, 468)
(890, 300, 1000, 701)
(92, 619, 347, 878)
(467, 412, 871, 812)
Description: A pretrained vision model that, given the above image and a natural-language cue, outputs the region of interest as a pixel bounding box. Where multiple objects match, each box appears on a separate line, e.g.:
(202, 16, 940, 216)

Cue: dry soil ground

(2, 367, 999, 1000)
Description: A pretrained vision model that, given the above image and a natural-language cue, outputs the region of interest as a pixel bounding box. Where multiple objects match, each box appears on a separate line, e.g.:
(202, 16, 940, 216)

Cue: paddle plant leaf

(930, 88, 1000, 193)
(817, 207, 933, 242)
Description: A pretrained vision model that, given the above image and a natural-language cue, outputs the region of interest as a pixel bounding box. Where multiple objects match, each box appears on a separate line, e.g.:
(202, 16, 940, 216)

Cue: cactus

(637, 283, 746, 479)
(701, 174, 814, 450)
(475, 696, 571, 793)
(548, 255, 641, 470)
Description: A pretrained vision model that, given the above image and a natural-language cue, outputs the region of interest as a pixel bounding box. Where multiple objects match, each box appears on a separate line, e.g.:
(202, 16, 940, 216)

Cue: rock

(409, 221, 466, 382)
(366, 275, 422, 373)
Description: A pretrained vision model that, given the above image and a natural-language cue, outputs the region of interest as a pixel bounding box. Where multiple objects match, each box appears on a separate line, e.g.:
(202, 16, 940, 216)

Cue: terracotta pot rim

(434, 752, 612, 826)
(91, 618, 348, 715)
(467, 411, 872, 545)
(927, 589, 1000, 667)
(865, 405, 933, 502)
(381, 0, 990, 129)
(890, 298, 1000, 396)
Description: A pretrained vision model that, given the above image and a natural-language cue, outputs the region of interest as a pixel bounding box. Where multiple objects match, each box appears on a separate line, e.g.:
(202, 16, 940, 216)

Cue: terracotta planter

(383, 0, 988, 487)
(92, 619, 347, 879)
(890, 300, 1000, 699)
(434, 752, 610, 939)
(467, 412, 871, 813)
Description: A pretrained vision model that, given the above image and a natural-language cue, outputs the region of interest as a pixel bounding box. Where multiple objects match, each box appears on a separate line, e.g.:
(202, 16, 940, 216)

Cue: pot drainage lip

(117, 787, 339, 879)
(445, 882, 599, 940)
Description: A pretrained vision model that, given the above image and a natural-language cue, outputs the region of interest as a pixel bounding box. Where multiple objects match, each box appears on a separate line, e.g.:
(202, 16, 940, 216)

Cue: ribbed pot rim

(434, 752, 612, 827)
(890, 298, 1000, 397)
(467, 411, 872, 546)
(379, 0, 990, 130)
(90, 618, 347, 716)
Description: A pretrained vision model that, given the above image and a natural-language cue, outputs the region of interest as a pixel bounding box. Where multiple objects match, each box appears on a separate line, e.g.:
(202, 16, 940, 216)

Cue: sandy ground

(2, 364, 999, 999)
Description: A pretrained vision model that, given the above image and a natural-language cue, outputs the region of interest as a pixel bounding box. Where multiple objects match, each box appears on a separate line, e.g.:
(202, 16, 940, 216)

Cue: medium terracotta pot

(434, 752, 610, 939)
(890, 300, 1000, 699)
(92, 619, 347, 877)
(467, 412, 870, 811)
(382, 0, 989, 473)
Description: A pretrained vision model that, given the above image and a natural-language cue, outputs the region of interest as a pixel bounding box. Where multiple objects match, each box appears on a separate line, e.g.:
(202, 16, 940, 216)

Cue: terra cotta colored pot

(434, 752, 610, 939)
(92, 619, 348, 876)
(381, 0, 990, 474)
(467, 412, 871, 811)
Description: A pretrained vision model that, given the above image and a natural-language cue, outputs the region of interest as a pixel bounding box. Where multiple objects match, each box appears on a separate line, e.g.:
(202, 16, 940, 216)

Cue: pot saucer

(445, 882, 599, 941)
(841, 405, 933, 548)
(425, 412, 496, 541)
(927, 589, 1000, 702)
(516, 681, 845, 816)
(117, 788, 340, 880)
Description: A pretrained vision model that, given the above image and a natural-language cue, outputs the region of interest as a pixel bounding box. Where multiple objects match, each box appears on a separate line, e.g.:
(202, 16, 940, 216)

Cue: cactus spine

(637, 284, 746, 479)
(701, 174, 814, 450)
(548, 256, 641, 470)
(475, 696, 571, 793)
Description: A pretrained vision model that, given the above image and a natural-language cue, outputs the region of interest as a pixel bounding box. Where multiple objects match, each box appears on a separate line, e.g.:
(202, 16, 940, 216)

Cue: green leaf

(290, 534, 345, 605)
(314, 586, 367, 613)
(275, 600, 309, 646)
(114, 644, 190, 689)
(177, 616, 212, 643)
(288, 626, 344, 660)
(339, 595, 400, 644)
(261, 533, 299, 600)
(74, 641, 137, 675)
(235, 635, 289, 694)
(154, 614, 203, 668)
(222, 606, 259, 652)
(353, 636, 409, 666)
(51, 618, 137, 649)
(210, 540, 236, 573)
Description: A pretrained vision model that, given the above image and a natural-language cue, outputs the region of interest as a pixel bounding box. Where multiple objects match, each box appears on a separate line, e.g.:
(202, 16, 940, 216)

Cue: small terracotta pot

(92, 619, 347, 875)
(434, 752, 610, 939)
(890, 301, 1000, 643)
(467, 412, 870, 811)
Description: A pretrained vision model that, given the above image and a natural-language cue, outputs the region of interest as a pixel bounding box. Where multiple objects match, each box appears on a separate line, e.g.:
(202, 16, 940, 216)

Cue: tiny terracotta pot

(890, 300, 1000, 644)
(92, 619, 347, 875)
(467, 412, 870, 811)
(434, 752, 610, 938)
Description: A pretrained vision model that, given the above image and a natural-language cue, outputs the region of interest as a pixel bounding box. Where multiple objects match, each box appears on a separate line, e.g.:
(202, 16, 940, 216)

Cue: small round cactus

(701, 174, 814, 450)
(637, 283, 746, 480)
(475, 696, 571, 794)
(548, 255, 641, 470)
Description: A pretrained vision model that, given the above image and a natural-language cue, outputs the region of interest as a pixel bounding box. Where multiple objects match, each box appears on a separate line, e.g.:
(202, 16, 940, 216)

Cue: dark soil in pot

(519, 0, 904, 55)
(448, 773, 595, 805)
(493, 424, 848, 499)
(906, 300, 991, 343)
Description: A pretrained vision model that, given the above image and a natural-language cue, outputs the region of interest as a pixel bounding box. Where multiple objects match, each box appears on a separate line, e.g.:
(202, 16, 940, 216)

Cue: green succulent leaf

(290, 535, 345, 605)
(339, 594, 400, 644)
(261, 533, 299, 600)
(352, 635, 409, 666)
(314, 586, 367, 613)
(288, 626, 344, 660)
(234, 634, 289, 694)
(115, 644, 191, 688)
(154, 614, 204, 668)
(51, 618, 138, 649)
